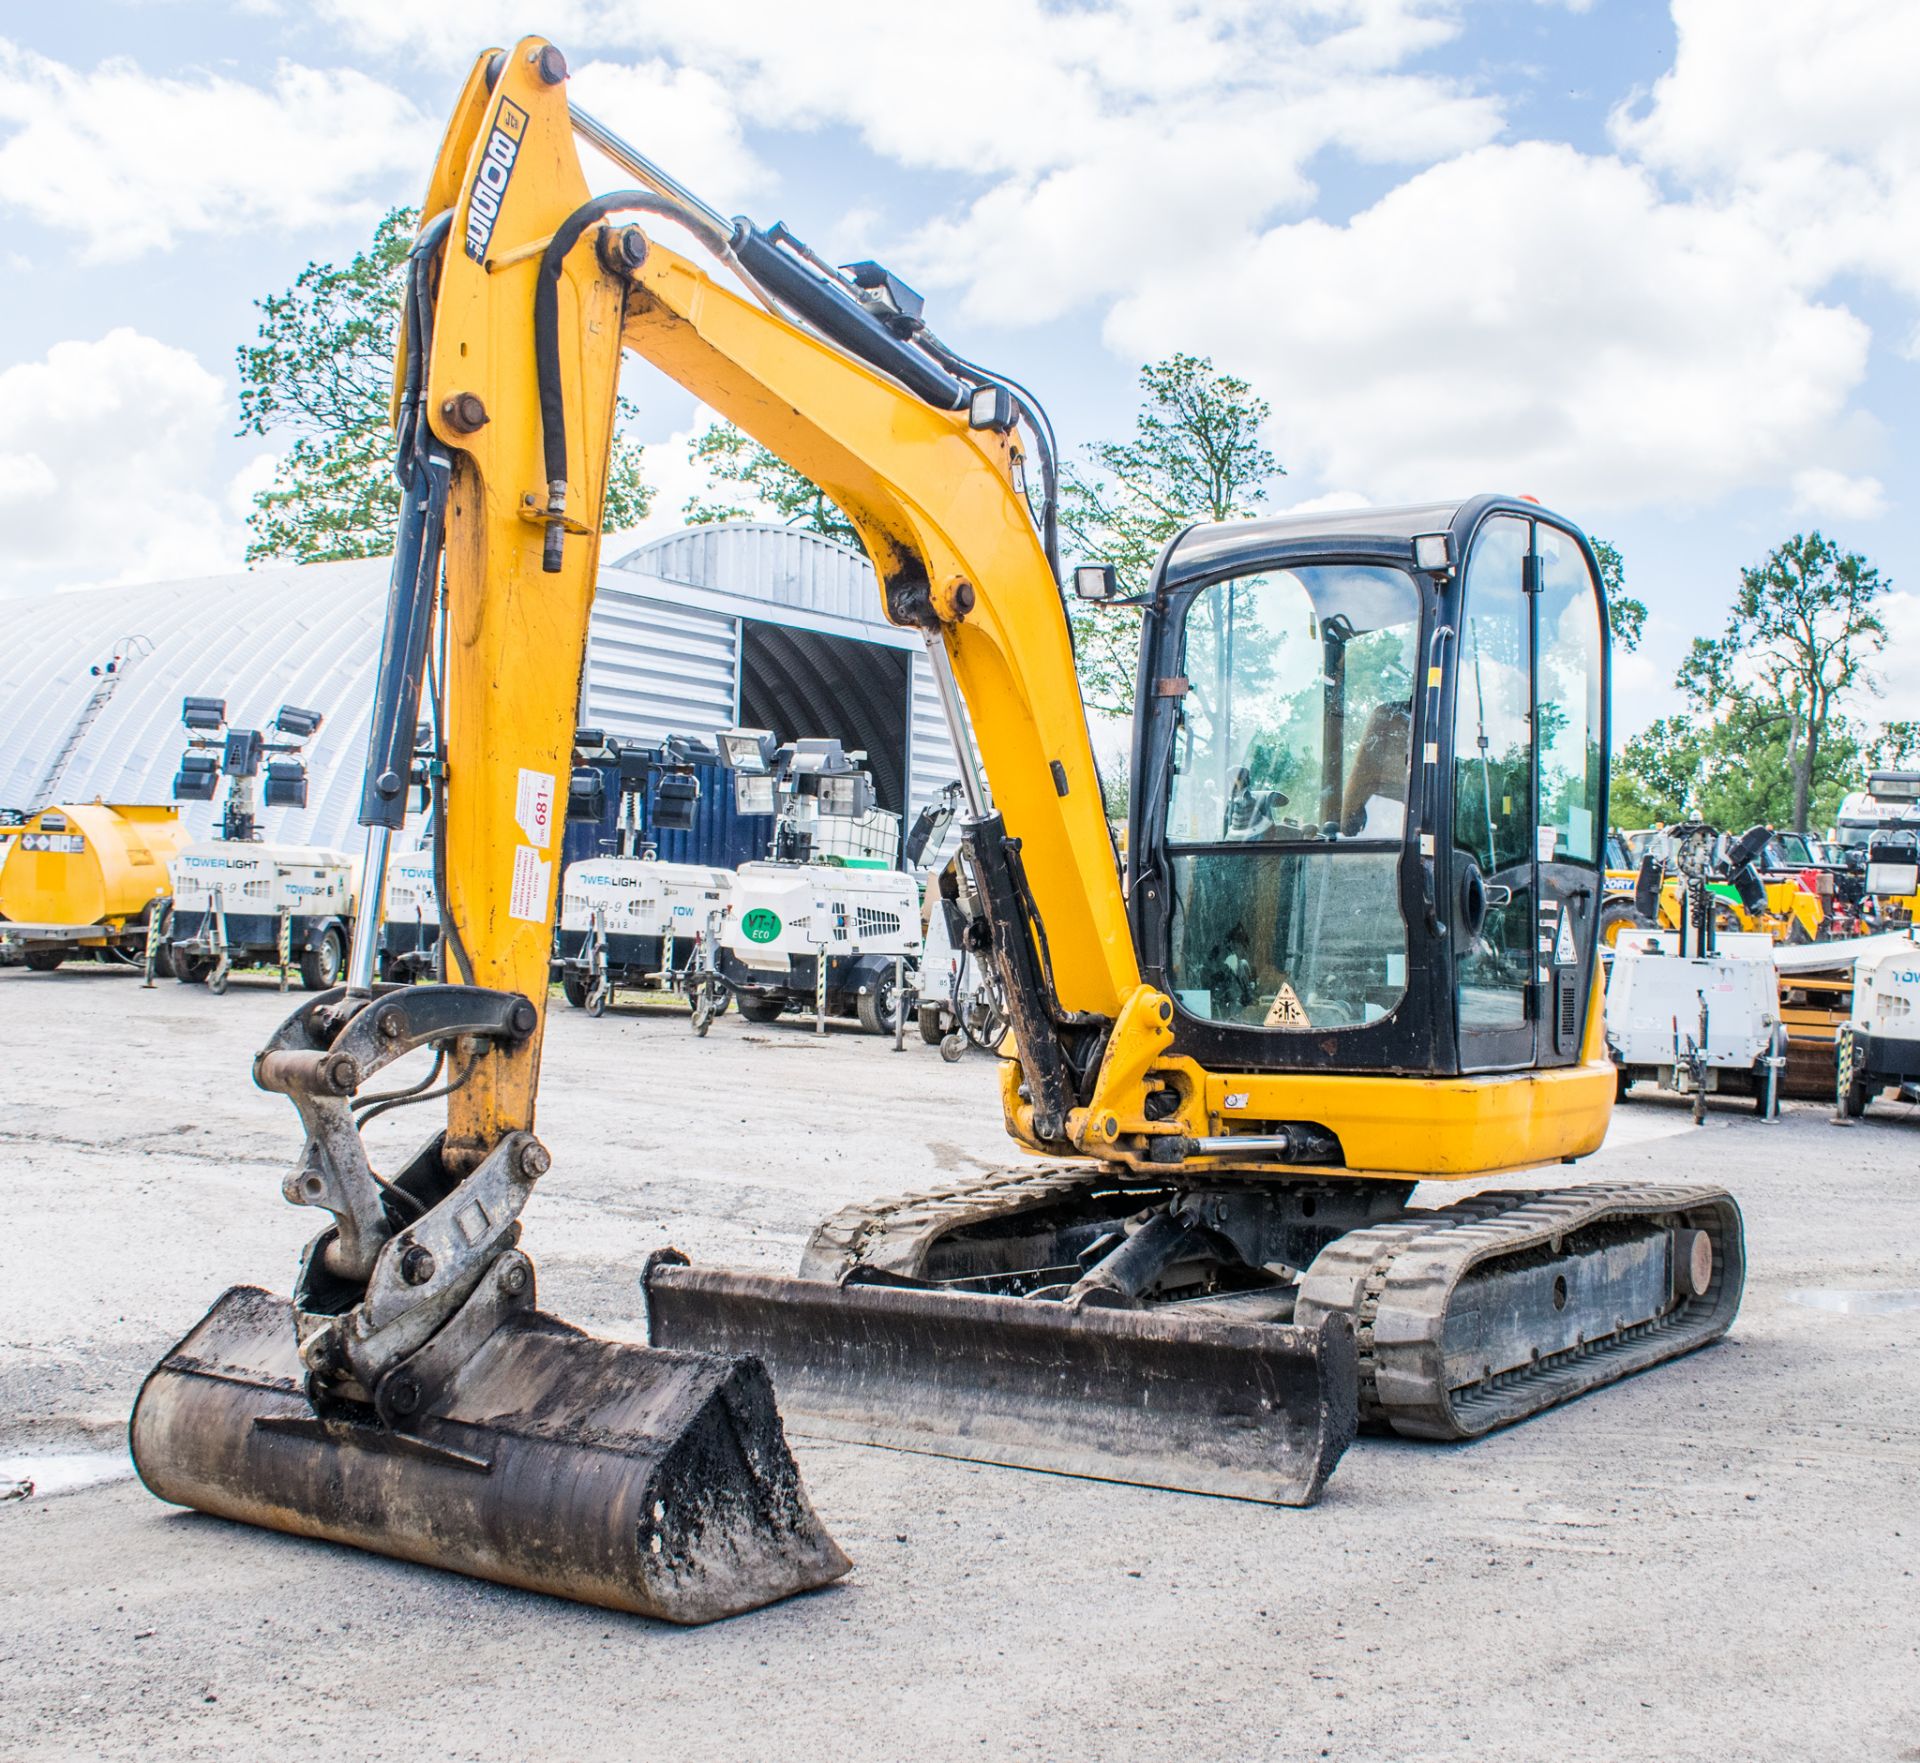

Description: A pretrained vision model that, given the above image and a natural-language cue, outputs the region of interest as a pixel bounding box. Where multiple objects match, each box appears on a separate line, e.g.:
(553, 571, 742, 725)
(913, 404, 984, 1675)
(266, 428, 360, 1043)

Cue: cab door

(1449, 515, 1606, 1072)
(1532, 524, 1606, 1067)
(1451, 516, 1537, 1070)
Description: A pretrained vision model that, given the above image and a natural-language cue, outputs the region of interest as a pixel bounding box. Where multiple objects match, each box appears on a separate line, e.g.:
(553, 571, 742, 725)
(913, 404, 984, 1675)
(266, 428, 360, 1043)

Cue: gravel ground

(2, 962, 1917, 1763)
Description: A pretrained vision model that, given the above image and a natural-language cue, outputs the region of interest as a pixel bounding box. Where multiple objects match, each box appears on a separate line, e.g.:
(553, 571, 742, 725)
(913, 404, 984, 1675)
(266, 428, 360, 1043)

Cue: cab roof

(1158, 494, 1582, 590)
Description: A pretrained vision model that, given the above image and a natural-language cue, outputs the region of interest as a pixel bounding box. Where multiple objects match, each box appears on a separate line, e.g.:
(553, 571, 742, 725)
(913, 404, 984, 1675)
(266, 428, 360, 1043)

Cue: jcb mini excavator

(132, 38, 1745, 1617)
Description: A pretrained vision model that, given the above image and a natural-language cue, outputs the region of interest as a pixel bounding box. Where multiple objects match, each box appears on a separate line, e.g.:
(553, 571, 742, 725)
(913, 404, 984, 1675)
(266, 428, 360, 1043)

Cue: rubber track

(802, 1170, 1746, 1448)
(1295, 1182, 1745, 1441)
(798, 1164, 1146, 1281)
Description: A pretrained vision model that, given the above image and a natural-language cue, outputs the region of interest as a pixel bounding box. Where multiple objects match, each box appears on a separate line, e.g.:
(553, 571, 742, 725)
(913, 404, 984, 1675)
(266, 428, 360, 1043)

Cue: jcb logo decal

(465, 99, 529, 263)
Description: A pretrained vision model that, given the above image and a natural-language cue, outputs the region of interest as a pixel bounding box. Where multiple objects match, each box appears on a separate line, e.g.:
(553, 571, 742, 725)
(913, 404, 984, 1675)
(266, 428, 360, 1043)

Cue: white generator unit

(1837, 936, 1920, 1117)
(557, 856, 732, 1014)
(167, 841, 355, 992)
(793, 802, 900, 869)
(378, 841, 440, 981)
(1606, 928, 1785, 1116)
(160, 694, 353, 993)
(718, 860, 920, 1034)
(691, 730, 923, 1034)
(550, 732, 731, 1015)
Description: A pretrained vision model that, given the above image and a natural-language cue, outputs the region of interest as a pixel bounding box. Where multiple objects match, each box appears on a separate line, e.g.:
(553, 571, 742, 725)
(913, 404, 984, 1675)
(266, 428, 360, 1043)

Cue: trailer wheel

(172, 952, 208, 986)
(299, 927, 344, 992)
(23, 950, 65, 972)
(208, 964, 230, 996)
(856, 969, 900, 1036)
(1842, 1074, 1869, 1119)
(736, 993, 785, 1024)
(918, 1005, 945, 1046)
(689, 976, 728, 1037)
(561, 972, 589, 1009)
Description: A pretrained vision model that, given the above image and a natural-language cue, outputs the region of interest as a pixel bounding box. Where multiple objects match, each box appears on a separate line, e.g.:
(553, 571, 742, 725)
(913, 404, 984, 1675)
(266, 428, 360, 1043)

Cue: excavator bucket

(642, 1260, 1358, 1506)
(131, 1286, 850, 1624)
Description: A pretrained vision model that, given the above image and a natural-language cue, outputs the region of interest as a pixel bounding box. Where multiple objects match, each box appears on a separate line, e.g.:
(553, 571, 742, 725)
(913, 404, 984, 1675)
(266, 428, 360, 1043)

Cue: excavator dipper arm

(130, 41, 854, 1622)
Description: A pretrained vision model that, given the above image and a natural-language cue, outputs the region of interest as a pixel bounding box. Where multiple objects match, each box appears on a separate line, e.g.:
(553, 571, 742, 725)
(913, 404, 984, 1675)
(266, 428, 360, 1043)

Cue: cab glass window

(1163, 564, 1421, 1031)
(1535, 527, 1604, 864)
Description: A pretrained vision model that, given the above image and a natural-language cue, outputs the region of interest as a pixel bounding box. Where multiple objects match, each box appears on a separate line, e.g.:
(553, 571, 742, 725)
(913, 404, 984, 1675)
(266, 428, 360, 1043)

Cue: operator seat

(1340, 702, 1412, 837)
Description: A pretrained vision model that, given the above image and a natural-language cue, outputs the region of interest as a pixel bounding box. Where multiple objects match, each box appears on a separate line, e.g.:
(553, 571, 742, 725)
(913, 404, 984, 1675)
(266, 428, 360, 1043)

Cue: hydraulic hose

(357, 210, 454, 836)
(534, 191, 695, 573)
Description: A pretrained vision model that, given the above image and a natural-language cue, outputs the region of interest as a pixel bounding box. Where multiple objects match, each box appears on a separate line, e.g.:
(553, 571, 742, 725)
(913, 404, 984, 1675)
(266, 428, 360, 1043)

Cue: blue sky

(2, 0, 1916, 739)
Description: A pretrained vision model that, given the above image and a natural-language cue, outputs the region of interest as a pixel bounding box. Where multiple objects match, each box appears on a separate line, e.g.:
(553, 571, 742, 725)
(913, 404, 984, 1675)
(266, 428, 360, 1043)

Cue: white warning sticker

(1554, 913, 1579, 965)
(1265, 980, 1311, 1029)
(509, 844, 551, 923)
(516, 768, 556, 849)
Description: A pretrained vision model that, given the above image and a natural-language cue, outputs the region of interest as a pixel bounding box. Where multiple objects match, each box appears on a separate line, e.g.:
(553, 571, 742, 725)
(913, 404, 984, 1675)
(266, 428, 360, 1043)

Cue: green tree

(1676, 533, 1886, 833)
(683, 422, 858, 547)
(1609, 715, 1698, 828)
(1611, 703, 1865, 833)
(1867, 720, 1920, 771)
(1062, 353, 1283, 717)
(240, 206, 651, 564)
(1590, 537, 1647, 653)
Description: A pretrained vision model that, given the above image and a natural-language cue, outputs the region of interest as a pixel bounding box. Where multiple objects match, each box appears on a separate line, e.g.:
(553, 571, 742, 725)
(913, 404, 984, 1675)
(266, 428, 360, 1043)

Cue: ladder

(35, 635, 151, 805)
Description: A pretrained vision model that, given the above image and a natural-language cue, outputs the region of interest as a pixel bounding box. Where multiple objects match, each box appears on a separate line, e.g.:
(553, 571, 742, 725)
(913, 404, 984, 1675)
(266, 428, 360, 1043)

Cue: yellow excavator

(131, 38, 1745, 1620)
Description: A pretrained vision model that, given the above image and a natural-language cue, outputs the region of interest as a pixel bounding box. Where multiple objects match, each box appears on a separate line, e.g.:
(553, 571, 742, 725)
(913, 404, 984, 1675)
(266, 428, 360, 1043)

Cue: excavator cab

(1130, 499, 1609, 1083)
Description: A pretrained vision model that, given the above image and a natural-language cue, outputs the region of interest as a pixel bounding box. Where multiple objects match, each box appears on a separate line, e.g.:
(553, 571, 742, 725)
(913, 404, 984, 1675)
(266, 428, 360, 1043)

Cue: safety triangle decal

(1265, 980, 1310, 1029)
(1554, 913, 1578, 965)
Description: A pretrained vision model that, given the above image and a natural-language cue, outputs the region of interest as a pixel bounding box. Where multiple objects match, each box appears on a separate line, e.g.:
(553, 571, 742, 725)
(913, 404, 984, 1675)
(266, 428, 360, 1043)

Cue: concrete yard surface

(2, 964, 1918, 1762)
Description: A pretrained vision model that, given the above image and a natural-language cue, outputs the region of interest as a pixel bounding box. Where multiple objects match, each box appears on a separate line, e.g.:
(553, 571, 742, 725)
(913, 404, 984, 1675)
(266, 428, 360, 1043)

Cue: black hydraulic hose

(728, 224, 967, 412)
(351, 1047, 446, 1113)
(358, 210, 455, 833)
(395, 209, 453, 488)
(534, 191, 695, 573)
(920, 336, 1061, 579)
(425, 626, 474, 985)
(356, 1045, 478, 1128)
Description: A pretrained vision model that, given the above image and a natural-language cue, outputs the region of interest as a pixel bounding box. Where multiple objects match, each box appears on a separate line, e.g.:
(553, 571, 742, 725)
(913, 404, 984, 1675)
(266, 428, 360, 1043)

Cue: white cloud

(301, 0, 1909, 522)
(1107, 142, 1870, 510)
(0, 39, 432, 260)
(570, 58, 772, 210)
(602, 406, 728, 554)
(0, 450, 59, 505)
(1876, 592, 1920, 720)
(224, 451, 282, 524)
(0, 330, 249, 595)
(307, 2, 1500, 326)
(1274, 490, 1373, 517)
(1791, 467, 1887, 524)
(1610, 0, 1920, 310)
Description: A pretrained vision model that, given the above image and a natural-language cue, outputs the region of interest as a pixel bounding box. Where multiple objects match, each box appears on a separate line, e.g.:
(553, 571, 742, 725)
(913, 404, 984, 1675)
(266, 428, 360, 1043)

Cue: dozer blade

(130, 1286, 850, 1624)
(642, 1261, 1358, 1506)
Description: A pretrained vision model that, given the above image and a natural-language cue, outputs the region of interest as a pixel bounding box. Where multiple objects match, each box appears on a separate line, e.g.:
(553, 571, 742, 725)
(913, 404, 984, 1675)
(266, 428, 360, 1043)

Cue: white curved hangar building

(1, 523, 969, 854)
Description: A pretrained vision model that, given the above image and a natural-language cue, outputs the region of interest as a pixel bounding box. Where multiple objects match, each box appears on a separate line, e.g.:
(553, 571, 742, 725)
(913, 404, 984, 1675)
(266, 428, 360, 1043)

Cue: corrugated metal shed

(1, 524, 971, 864)
(605, 526, 973, 835)
(0, 559, 389, 853)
